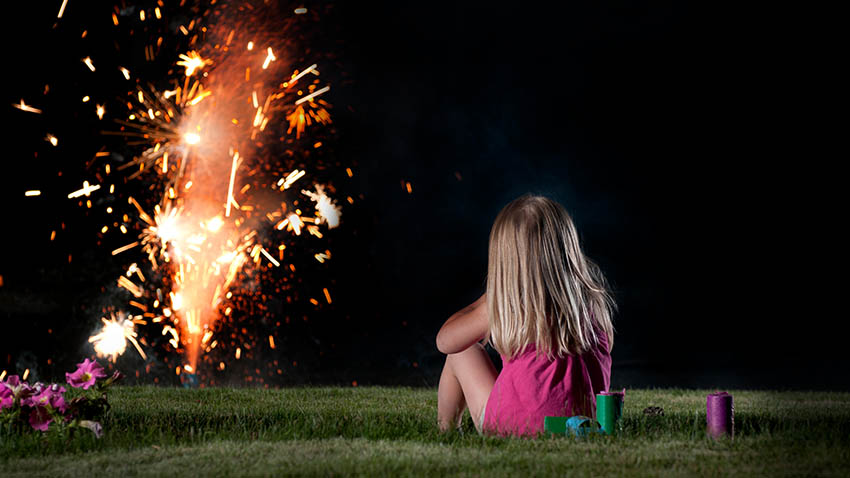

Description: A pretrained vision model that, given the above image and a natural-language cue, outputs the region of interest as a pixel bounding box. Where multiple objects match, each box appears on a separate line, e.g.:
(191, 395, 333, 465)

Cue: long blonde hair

(486, 194, 615, 359)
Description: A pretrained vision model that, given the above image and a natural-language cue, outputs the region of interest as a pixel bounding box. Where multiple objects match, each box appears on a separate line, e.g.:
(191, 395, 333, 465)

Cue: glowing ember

(13, 99, 42, 114)
(82, 56, 96, 72)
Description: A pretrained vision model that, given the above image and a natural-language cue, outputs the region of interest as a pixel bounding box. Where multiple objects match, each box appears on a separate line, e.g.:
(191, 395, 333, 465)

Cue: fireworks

(28, 2, 345, 382)
(176, 51, 212, 77)
(89, 314, 147, 363)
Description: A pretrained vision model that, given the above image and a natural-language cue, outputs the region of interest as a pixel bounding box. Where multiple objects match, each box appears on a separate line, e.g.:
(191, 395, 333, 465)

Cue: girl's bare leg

(437, 343, 498, 431)
(437, 357, 466, 431)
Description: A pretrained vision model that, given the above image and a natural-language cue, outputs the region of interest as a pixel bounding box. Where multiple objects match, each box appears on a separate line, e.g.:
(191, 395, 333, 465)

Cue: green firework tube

(596, 390, 625, 435)
(544, 416, 568, 435)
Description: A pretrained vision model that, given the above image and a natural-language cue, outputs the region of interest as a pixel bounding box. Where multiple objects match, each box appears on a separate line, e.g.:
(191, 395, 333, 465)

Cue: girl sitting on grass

(436, 194, 615, 436)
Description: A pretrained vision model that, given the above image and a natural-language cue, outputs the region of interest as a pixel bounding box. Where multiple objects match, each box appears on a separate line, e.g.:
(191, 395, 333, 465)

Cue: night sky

(1, 1, 844, 390)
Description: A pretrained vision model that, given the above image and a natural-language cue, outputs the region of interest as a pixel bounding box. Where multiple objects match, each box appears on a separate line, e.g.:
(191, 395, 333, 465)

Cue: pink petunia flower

(0, 384, 12, 409)
(49, 383, 68, 411)
(28, 404, 52, 431)
(65, 359, 106, 390)
(29, 385, 67, 413)
(2, 375, 34, 404)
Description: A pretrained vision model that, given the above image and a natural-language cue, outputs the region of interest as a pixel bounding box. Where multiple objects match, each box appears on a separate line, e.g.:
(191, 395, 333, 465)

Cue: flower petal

(79, 420, 104, 438)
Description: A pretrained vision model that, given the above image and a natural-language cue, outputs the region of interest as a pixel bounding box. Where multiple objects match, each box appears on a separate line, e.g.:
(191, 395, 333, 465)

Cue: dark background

(1, 1, 844, 390)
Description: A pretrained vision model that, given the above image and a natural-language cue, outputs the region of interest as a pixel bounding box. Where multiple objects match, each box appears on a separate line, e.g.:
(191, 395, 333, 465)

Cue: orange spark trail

(225, 153, 239, 217)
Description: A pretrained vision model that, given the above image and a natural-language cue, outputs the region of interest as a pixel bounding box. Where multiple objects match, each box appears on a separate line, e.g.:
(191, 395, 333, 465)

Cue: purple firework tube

(706, 391, 734, 439)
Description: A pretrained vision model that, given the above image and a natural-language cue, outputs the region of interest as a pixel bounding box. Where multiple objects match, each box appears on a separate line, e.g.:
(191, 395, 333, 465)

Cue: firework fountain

(32, 1, 344, 383)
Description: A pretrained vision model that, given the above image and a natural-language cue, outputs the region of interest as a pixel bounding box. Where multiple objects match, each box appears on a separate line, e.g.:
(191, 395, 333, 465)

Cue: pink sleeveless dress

(482, 329, 612, 437)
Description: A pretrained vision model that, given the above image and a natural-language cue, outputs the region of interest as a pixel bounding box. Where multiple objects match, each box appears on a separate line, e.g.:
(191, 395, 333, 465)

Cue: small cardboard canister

(706, 391, 734, 439)
(596, 391, 625, 435)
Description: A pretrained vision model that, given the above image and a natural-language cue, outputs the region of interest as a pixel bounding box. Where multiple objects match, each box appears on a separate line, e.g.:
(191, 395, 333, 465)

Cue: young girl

(436, 194, 615, 436)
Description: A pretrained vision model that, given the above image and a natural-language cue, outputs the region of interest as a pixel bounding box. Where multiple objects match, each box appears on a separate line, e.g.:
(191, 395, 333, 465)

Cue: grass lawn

(2, 387, 849, 476)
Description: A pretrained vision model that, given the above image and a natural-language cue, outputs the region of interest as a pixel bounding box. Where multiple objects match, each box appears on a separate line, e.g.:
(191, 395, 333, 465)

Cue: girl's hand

(436, 293, 488, 354)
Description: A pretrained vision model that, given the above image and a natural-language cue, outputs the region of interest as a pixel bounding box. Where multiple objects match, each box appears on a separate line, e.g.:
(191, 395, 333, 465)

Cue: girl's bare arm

(436, 294, 488, 354)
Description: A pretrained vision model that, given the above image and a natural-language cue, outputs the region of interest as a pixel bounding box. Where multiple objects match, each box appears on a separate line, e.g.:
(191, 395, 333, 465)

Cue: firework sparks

(314, 251, 331, 263)
(225, 152, 239, 217)
(302, 185, 341, 228)
(39, 2, 346, 381)
(12, 99, 42, 114)
(295, 85, 330, 105)
(260, 247, 280, 267)
(67, 181, 100, 199)
(89, 314, 147, 362)
(111, 242, 139, 256)
(57, 0, 68, 19)
(280, 169, 306, 190)
(117, 276, 144, 298)
(262, 47, 276, 70)
(177, 51, 212, 77)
